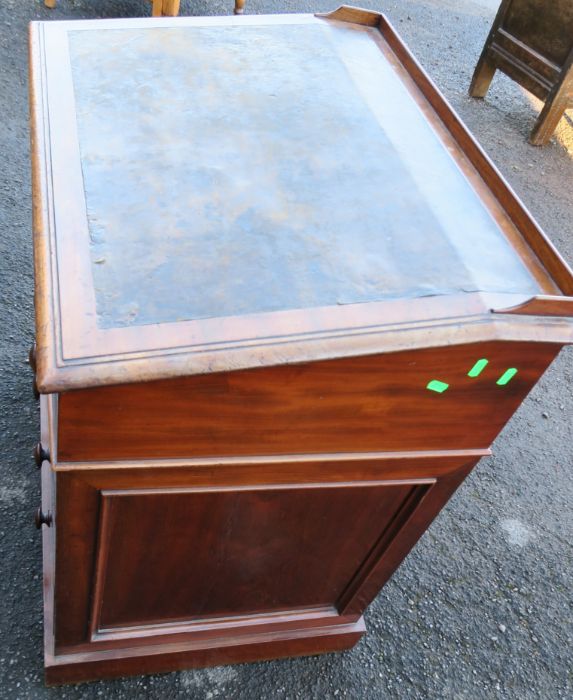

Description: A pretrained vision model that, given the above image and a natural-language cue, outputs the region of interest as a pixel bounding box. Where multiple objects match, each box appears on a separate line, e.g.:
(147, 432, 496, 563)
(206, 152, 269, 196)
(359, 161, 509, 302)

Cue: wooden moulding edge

(491, 294, 573, 317)
(29, 22, 60, 399)
(51, 447, 492, 472)
(35, 313, 573, 394)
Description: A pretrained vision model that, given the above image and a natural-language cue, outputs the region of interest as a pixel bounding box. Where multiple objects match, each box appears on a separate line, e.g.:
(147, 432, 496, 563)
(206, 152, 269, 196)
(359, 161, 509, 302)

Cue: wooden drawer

(55, 341, 558, 462)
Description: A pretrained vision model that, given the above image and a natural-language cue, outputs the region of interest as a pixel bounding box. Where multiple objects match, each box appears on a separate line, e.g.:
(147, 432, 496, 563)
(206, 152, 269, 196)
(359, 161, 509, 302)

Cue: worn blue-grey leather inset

(68, 23, 539, 328)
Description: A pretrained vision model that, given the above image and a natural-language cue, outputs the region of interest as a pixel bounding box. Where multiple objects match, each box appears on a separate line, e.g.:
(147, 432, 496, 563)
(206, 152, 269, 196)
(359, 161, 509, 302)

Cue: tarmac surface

(0, 0, 572, 698)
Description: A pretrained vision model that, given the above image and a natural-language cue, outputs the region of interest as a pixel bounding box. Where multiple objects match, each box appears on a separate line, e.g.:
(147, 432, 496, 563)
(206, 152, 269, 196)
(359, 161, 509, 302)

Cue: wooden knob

(28, 341, 37, 372)
(35, 507, 53, 529)
(34, 442, 50, 468)
(30, 342, 40, 399)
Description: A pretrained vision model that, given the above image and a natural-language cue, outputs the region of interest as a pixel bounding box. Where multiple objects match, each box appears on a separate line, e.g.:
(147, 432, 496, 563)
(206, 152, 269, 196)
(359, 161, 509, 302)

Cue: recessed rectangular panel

(94, 482, 424, 630)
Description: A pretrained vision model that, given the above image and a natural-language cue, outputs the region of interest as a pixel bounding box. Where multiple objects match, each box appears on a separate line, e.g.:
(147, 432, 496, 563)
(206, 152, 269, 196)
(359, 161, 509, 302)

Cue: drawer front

(56, 341, 559, 462)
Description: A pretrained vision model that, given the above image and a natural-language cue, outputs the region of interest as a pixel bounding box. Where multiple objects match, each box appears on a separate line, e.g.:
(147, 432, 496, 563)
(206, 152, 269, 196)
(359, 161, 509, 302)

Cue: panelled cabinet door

(93, 482, 424, 630)
(53, 454, 478, 651)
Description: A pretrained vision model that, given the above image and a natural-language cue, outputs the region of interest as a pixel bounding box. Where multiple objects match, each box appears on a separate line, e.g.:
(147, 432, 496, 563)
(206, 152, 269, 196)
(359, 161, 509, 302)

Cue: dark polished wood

(492, 295, 573, 317)
(57, 341, 559, 462)
(28, 6, 573, 686)
(51, 453, 483, 650)
(95, 483, 424, 629)
(49, 453, 480, 673)
(469, 0, 573, 145)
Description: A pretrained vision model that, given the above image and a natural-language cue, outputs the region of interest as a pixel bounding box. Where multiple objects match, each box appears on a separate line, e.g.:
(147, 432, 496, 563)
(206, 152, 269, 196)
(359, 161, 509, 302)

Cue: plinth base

(45, 618, 365, 685)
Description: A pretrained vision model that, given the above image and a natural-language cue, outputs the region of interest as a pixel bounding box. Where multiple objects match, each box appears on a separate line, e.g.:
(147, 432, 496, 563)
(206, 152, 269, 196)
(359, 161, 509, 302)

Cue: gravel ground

(0, 0, 572, 698)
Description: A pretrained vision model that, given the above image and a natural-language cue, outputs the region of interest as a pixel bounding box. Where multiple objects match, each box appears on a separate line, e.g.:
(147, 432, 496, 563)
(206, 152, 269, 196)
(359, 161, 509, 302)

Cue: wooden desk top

(29, 7, 573, 391)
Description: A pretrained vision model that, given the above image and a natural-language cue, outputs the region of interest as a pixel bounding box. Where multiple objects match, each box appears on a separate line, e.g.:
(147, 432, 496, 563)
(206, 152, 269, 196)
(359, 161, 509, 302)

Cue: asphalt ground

(0, 0, 572, 698)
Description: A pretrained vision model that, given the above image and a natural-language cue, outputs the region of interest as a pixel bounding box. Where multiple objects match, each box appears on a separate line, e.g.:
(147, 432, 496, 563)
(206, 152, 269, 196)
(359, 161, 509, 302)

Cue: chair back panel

(504, 0, 573, 66)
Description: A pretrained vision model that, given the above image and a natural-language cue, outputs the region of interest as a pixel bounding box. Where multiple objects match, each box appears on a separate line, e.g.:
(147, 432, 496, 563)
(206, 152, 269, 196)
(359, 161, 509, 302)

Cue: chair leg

(44, 0, 57, 7)
(529, 89, 568, 146)
(469, 53, 496, 98)
(162, 0, 180, 15)
(234, 0, 245, 14)
(151, 0, 162, 16)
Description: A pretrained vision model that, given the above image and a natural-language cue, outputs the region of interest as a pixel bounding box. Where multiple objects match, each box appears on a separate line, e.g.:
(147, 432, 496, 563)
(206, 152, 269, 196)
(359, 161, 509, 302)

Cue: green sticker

(427, 379, 449, 393)
(468, 358, 488, 377)
(496, 368, 518, 386)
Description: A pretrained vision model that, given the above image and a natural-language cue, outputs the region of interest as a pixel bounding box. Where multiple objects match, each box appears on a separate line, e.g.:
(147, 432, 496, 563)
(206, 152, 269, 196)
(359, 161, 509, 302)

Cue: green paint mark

(427, 379, 449, 393)
(468, 358, 488, 377)
(496, 368, 518, 386)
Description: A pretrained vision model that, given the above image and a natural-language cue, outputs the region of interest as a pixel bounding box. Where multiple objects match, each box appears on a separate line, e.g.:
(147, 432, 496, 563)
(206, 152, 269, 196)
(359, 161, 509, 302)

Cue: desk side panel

(57, 341, 559, 461)
(51, 453, 479, 651)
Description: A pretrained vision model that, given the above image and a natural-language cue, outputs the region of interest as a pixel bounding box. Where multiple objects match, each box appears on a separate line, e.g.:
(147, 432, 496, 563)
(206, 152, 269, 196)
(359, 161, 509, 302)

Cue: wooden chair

(151, 0, 181, 15)
(44, 0, 245, 17)
(469, 0, 573, 145)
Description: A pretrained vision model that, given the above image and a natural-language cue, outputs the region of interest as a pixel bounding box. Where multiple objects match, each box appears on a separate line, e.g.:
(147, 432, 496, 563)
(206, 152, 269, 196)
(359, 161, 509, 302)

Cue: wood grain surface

(93, 482, 425, 629)
(52, 451, 481, 650)
(57, 341, 559, 462)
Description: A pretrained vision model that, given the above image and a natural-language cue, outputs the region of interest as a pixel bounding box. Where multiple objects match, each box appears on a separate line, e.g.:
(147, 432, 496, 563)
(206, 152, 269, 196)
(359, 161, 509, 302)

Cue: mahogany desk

(28, 6, 573, 685)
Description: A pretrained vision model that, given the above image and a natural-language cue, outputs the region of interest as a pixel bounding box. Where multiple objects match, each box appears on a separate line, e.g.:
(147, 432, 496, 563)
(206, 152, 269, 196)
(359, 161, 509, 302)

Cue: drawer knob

(35, 507, 53, 529)
(28, 341, 37, 372)
(29, 342, 39, 399)
(34, 442, 50, 468)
